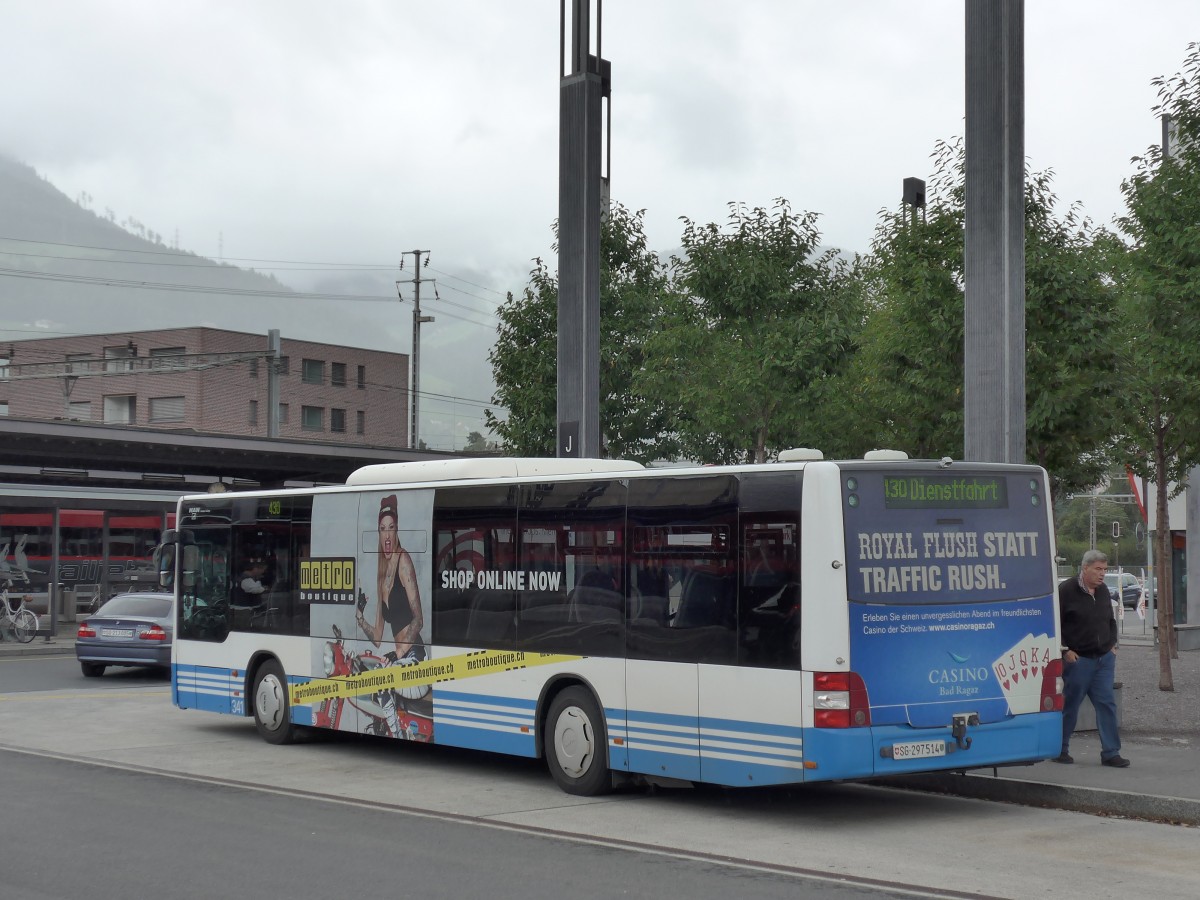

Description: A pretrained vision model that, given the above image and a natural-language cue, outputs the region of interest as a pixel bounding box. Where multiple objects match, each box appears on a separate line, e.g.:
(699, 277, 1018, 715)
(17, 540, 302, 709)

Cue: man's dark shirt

(1059, 576, 1117, 657)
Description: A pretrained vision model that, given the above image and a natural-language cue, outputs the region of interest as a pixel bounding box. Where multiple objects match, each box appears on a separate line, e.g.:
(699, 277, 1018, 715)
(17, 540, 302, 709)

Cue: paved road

(8, 750, 912, 900)
(0, 651, 167, 692)
(3, 663, 1200, 900)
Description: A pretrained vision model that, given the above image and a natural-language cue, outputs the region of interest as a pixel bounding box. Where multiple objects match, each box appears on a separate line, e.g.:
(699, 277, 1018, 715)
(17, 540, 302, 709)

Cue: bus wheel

(545, 686, 611, 796)
(253, 659, 297, 745)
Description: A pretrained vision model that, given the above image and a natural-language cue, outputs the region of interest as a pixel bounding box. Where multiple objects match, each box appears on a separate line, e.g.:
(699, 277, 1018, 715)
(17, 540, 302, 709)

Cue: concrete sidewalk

(878, 634, 1200, 825)
(4, 628, 1197, 825)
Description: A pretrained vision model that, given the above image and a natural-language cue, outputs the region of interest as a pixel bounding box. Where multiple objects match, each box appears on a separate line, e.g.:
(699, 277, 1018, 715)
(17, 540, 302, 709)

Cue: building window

(249, 358, 259, 377)
(331, 362, 346, 387)
(301, 405, 324, 431)
(0, 356, 9, 380)
(279, 403, 289, 425)
(330, 408, 346, 433)
(148, 347, 185, 370)
(277, 356, 290, 376)
(104, 345, 136, 373)
(103, 394, 136, 424)
(149, 396, 185, 423)
(0, 402, 8, 416)
(249, 399, 259, 426)
(356, 410, 365, 435)
(302, 359, 324, 385)
(357, 365, 366, 389)
(68, 401, 91, 421)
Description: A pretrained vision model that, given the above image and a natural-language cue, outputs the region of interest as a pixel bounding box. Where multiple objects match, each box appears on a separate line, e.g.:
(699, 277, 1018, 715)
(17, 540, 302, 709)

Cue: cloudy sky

(1, 1, 1195, 447)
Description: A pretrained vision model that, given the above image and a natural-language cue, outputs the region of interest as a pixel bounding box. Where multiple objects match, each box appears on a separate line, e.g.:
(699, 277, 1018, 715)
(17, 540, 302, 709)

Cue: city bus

(162, 452, 1063, 795)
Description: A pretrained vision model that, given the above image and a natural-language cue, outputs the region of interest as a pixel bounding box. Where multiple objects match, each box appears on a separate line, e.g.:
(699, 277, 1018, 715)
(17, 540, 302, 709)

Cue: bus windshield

(842, 469, 1052, 605)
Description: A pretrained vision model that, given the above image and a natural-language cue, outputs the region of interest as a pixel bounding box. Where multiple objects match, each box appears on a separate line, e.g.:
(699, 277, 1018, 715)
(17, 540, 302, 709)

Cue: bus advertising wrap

(843, 469, 1057, 725)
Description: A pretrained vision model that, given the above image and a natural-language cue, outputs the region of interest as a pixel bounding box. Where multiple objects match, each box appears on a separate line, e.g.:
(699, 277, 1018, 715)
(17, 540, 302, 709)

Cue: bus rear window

(843, 469, 1051, 604)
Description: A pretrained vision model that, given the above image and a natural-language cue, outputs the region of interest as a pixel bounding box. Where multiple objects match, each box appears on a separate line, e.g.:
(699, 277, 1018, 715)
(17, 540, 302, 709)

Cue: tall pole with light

(557, 0, 610, 458)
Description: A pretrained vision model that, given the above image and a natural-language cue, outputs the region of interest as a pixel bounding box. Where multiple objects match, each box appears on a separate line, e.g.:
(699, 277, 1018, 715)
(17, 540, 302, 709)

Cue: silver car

(75, 592, 174, 677)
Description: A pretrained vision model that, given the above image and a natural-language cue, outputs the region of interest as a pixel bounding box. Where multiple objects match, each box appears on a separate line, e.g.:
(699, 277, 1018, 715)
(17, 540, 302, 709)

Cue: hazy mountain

(0, 153, 347, 339)
(0, 155, 499, 449)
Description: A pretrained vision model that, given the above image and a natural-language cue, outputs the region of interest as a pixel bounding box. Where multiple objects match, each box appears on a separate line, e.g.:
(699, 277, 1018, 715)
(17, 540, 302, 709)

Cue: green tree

(486, 260, 557, 456)
(639, 199, 863, 464)
(1116, 43, 1200, 687)
(850, 139, 1121, 497)
(486, 205, 680, 462)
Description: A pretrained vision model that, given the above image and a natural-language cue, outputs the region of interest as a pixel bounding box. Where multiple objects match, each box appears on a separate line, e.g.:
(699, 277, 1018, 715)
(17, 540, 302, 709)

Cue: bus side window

(516, 481, 625, 656)
(738, 471, 803, 669)
(432, 485, 519, 650)
(627, 475, 738, 665)
(466, 589, 516, 646)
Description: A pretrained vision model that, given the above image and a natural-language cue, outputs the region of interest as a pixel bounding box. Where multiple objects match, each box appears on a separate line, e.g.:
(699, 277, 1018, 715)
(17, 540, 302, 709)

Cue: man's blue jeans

(1061, 650, 1121, 760)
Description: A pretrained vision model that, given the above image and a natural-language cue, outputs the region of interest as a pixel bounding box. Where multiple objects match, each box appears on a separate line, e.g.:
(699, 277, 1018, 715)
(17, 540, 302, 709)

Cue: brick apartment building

(0, 326, 409, 448)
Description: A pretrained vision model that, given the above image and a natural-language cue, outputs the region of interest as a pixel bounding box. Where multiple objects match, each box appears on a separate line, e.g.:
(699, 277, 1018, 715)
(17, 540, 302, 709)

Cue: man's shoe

(1102, 755, 1131, 768)
(1051, 752, 1073, 764)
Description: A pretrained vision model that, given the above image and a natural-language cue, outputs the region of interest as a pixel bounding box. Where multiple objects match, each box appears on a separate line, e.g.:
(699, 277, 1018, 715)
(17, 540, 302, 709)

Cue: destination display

(882, 474, 1008, 509)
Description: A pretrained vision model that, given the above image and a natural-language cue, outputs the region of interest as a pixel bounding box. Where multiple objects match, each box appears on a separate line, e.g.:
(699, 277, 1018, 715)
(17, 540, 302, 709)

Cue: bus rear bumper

(802, 712, 1062, 782)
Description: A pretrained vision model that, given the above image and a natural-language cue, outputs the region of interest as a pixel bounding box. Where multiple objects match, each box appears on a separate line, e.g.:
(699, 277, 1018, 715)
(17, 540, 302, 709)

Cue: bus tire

(545, 686, 611, 796)
(252, 659, 298, 745)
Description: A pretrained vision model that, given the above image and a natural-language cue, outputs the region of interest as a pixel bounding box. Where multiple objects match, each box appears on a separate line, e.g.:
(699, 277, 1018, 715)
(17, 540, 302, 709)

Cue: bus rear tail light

(77, 622, 97, 638)
(140, 625, 168, 641)
(1040, 657, 1064, 712)
(813, 671, 871, 728)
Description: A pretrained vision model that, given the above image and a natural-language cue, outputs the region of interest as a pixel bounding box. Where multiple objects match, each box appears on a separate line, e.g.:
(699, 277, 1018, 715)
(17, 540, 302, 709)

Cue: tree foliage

(639, 200, 863, 463)
(848, 139, 1121, 497)
(485, 258, 558, 456)
(486, 205, 679, 462)
(1116, 42, 1200, 686)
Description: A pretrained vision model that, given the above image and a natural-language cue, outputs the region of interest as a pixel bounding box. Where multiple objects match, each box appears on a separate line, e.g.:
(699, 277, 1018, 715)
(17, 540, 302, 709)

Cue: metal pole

(398, 251, 434, 450)
(412, 252, 422, 450)
(558, 0, 608, 458)
(964, 0, 1025, 463)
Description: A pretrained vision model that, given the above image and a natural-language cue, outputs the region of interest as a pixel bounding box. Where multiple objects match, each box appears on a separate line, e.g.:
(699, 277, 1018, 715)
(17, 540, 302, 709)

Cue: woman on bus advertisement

(356, 494, 427, 664)
(308, 492, 434, 742)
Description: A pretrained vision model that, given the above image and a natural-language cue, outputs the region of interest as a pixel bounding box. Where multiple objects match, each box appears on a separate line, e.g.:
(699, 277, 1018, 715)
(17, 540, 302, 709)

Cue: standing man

(1055, 549, 1130, 767)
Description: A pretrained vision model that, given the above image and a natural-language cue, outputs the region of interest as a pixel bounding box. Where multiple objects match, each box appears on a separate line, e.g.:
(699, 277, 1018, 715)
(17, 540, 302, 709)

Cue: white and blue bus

(163, 452, 1062, 795)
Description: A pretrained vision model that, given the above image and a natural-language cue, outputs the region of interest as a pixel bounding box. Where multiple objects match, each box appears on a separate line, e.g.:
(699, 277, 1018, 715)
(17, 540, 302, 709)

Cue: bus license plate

(892, 740, 947, 760)
(101, 628, 134, 638)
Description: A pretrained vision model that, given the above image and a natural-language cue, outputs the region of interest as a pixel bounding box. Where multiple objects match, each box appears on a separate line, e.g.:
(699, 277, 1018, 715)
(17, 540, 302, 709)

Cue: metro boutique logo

(299, 557, 357, 603)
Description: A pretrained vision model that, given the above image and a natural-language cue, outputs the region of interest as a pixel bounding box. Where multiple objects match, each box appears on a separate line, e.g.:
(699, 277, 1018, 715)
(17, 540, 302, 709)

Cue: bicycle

(0, 592, 39, 643)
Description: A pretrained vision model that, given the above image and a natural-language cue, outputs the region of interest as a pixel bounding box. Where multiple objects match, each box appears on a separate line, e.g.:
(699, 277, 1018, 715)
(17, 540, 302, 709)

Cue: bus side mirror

(156, 543, 177, 589)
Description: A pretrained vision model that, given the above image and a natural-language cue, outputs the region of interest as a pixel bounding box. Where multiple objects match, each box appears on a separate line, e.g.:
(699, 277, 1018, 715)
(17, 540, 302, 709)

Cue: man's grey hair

(1081, 549, 1108, 569)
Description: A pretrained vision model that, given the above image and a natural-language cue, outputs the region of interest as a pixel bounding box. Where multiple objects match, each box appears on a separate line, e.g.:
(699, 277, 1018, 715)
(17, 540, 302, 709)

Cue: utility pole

(397, 251, 435, 450)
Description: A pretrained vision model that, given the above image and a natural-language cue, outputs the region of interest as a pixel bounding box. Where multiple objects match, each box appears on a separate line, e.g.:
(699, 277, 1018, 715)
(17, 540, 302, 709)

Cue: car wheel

(252, 658, 298, 745)
(81, 662, 106, 678)
(545, 685, 611, 796)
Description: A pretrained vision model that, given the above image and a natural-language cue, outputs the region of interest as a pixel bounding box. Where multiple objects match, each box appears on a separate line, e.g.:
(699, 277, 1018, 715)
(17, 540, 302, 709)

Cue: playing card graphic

(992, 633, 1056, 715)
